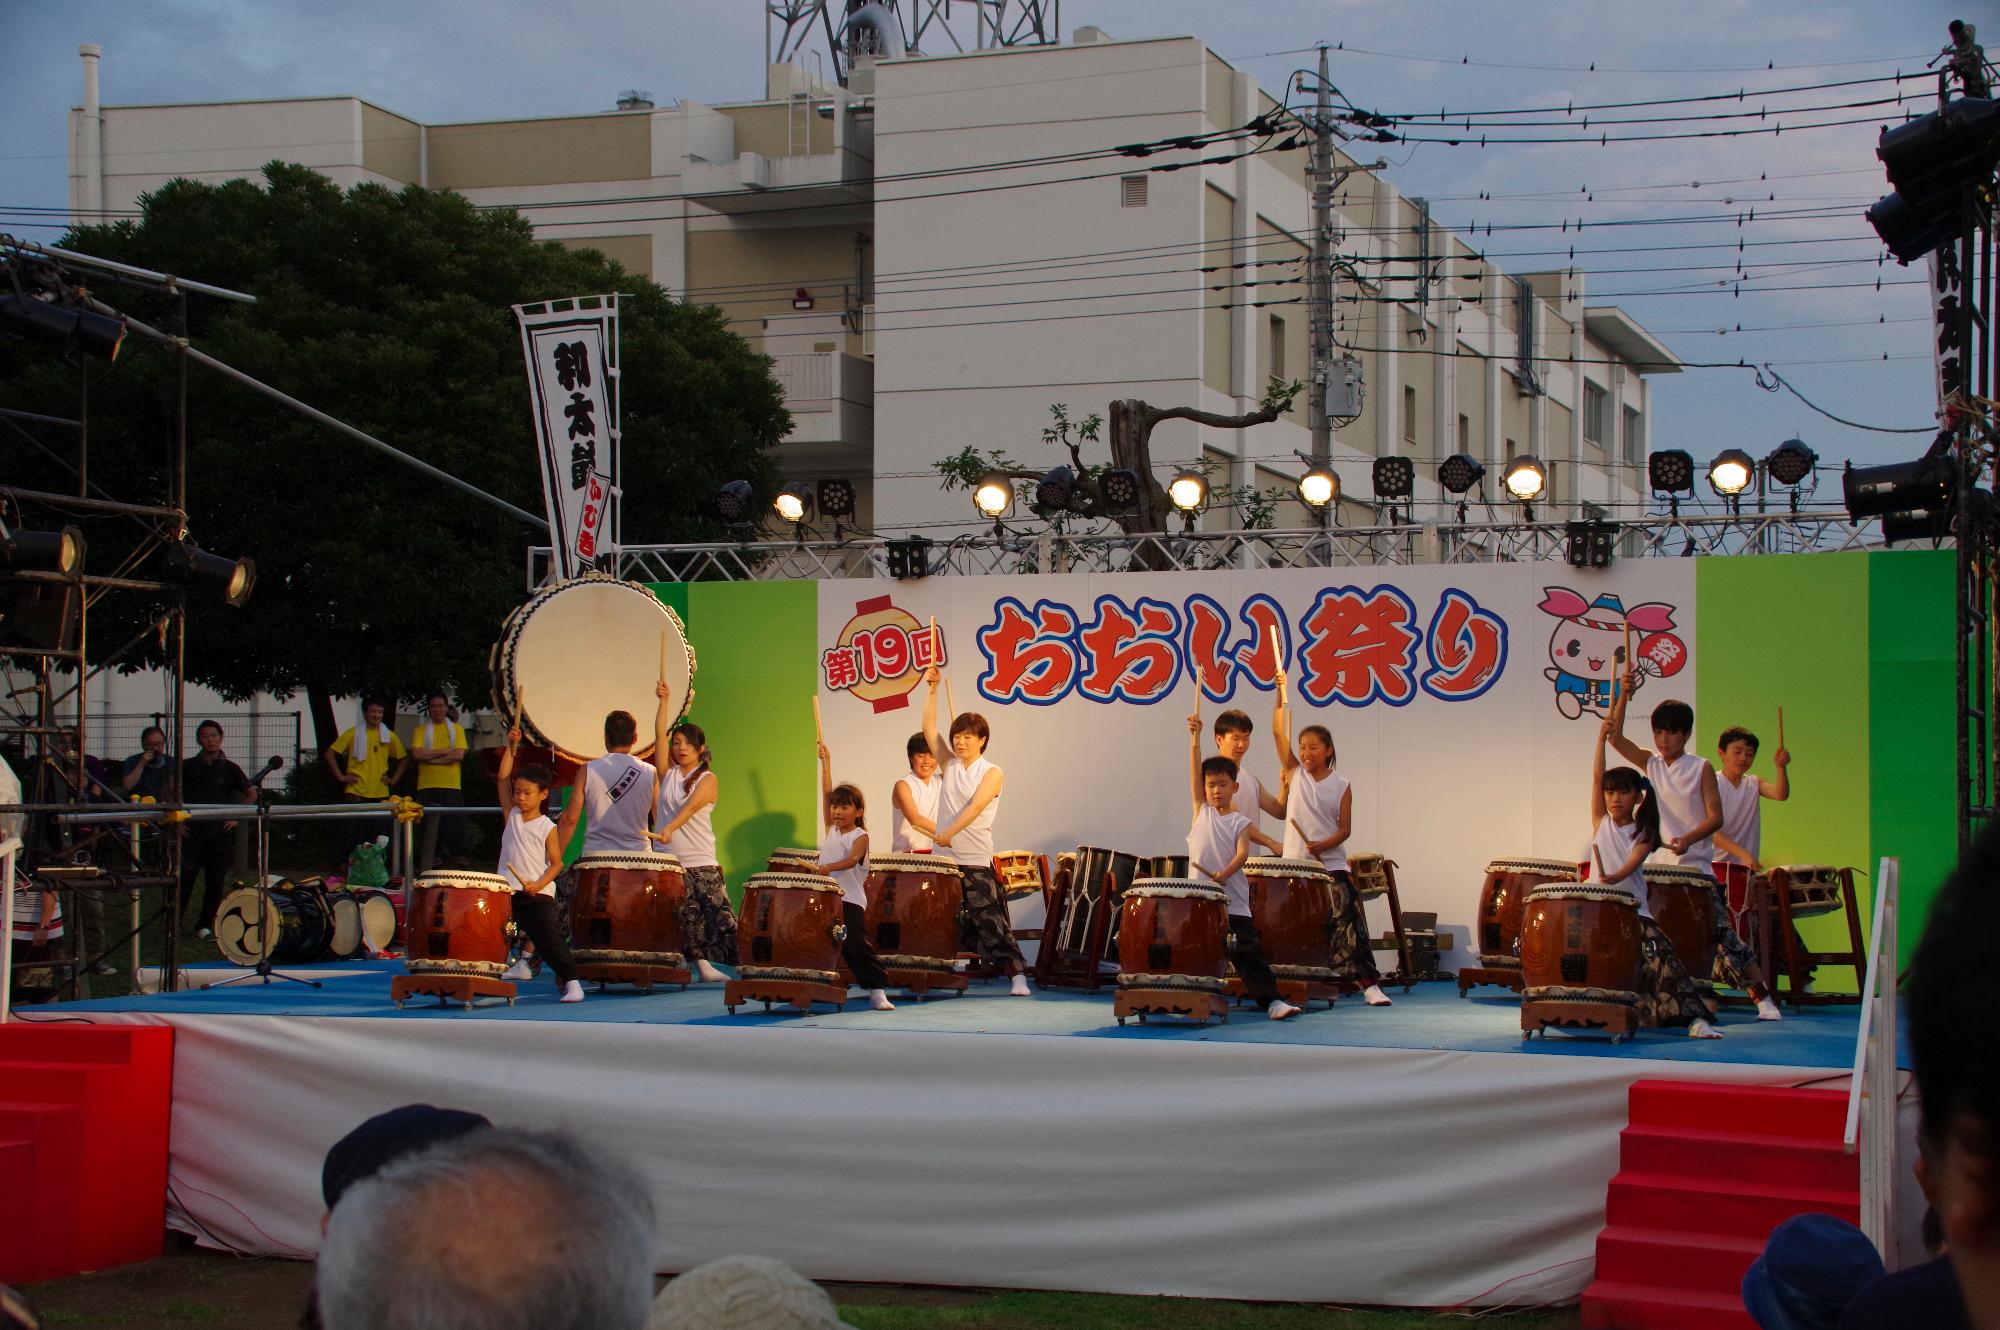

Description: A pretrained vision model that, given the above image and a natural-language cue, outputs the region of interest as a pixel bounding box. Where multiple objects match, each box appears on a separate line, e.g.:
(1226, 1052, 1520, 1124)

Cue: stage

(16, 967, 1868, 1308)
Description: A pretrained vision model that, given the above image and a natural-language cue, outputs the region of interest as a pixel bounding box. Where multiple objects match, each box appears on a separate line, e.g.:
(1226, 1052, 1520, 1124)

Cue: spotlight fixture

(1707, 449, 1755, 497)
(164, 541, 255, 607)
(0, 293, 127, 362)
(1502, 455, 1547, 503)
(1765, 438, 1817, 489)
(0, 524, 86, 576)
(774, 482, 811, 524)
(1865, 98, 2000, 263)
(1168, 470, 1208, 516)
(1034, 465, 1075, 512)
(1098, 468, 1141, 510)
(1565, 520, 1615, 571)
(885, 534, 933, 579)
(1371, 455, 1415, 500)
(1297, 467, 1338, 509)
(815, 477, 857, 521)
(1842, 454, 1954, 522)
(972, 472, 1015, 520)
(1438, 454, 1485, 496)
(715, 480, 754, 523)
(1647, 449, 1695, 495)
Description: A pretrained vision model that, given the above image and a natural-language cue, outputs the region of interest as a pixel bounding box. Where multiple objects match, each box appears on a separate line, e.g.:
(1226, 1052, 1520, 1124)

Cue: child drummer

(497, 721, 584, 1004)
(921, 666, 1031, 996)
(1711, 724, 1807, 985)
(1188, 714, 1299, 1020)
(890, 733, 941, 853)
(1206, 691, 1288, 854)
(818, 740, 896, 1011)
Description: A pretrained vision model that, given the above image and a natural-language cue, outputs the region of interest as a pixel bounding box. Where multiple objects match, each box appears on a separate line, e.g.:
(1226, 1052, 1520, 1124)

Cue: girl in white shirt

(890, 733, 941, 853)
(652, 693, 737, 984)
(1277, 717, 1391, 1006)
(818, 742, 894, 1011)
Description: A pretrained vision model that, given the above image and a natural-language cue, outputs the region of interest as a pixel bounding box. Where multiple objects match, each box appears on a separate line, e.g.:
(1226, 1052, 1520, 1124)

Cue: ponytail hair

(1601, 766, 1663, 851)
(669, 721, 711, 793)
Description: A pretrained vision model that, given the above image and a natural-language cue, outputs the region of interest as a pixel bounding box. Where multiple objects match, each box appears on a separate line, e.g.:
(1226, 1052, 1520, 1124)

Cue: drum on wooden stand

(491, 575, 696, 762)
(1519, 884, 1642, 1040)
(1770, 864, 1843, 918)
(569, 851, 690, 990)
(1237, 857, 1340, 1008)
(391, 871, 518, 1009)
(1647, 864, 1723, 992)
(1037, 845, 1143, 990)
(1112, 878, 1231, 1026)
(726, 873, 850, 1013)
(1458, 856, 1582, 997)
(215, 882, 331, 968)
(863, 854, 966, 996)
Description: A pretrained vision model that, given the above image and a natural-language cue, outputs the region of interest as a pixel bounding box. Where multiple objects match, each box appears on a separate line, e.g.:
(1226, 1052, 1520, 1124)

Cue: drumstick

(811, 694, 823, 745)
(659, 631, 667, 683)
(1777, 706, 1785, 749)
(1267, 623, 1285, 705)
(929, 615, 940, 669)
(1620, 621, 1633, 702)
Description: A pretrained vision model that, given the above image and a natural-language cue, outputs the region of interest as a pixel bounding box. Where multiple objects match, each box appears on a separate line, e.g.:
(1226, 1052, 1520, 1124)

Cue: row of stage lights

(0, 523, 255, 606)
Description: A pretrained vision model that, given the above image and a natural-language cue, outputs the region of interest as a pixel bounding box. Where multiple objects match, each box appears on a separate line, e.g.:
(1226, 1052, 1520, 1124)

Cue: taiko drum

(1519, 884, 1643, 1003)
(1646, 864, 1722, 986)
(1243, 857, 1339, 977)
(862, 853, 964, 975)
(1115, 879, 1230, 993)
(404, 871, 514, 979)
(569, 851, 687, 967)
(737, 872, 847, 978)
(1476, 856, 1582, 967)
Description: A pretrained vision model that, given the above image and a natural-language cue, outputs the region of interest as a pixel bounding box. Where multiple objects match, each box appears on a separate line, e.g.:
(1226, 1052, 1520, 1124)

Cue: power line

(1753, 365, 1939, 433)
(1375, 109, 1917, 147)
(1369, 71, 1919, 119)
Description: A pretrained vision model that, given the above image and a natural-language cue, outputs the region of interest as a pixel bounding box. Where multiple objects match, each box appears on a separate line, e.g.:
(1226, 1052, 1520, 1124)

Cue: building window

(1120, 176, 1148, 208)
(1583, 380, 1608, 447)
(1268, 314, 1285, 381)
(1458, 413, 1471, 456)
(1623, 405, 1643, 465)
(1403, 385, 1417, 444)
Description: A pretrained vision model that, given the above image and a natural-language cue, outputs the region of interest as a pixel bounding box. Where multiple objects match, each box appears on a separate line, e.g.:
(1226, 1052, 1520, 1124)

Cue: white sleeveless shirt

(821, 824, 869, 908)
(1715, 772, 1763, 867)
(1188, 805, 1252, 915)
(499, 808, 556, 896)
(936, 755, 1000, 867)
(1281, 767, 1350, 872)
(1647, 752, 1715, 872)
(892, 772, 940, 852)
(1590, 817, 1653, 919)
(655, 766, 718, 869)
(582, 752, 654, 854)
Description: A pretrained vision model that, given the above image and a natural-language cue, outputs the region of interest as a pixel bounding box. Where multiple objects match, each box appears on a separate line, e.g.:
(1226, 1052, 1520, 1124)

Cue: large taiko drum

(1243, 857, 1340, 984)
(403, 871, 514, 979)
(1115, 879, 1229, 994)
(1476, 856, 1582, 969)
(490, 576, 696, 762)
(737, 872, 847, 982)
(766, 847, 820, 873)
(863, 854, 964, 984)
(1647, 863, 1722, 986)
(569, 851, 687, 969)
(1519, 884, 1643, 1037)
(215, 882, 331, 967)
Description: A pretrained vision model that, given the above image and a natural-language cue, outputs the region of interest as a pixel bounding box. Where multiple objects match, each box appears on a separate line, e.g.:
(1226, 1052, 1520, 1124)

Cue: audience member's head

(317, 1127, 656, 1330)
(1740, 1212, 1884, 1329)
(320, 1103, 491, 1215)
(649, 1256, 855, 1330)
(1911, 822, 2000, 1329)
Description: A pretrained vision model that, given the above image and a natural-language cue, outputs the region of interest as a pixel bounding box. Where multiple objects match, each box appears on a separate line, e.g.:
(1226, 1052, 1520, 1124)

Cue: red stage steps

(1582, 1078, 1858, 1330)
(0, 1022, 175, 1283)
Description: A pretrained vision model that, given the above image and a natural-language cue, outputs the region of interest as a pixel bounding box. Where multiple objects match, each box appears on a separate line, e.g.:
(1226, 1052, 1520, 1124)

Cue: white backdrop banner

(516, 297, 618, 577)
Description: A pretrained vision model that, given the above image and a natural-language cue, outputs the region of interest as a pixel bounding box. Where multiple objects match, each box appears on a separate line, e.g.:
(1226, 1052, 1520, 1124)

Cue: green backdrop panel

(1867, 547, 1957, 970)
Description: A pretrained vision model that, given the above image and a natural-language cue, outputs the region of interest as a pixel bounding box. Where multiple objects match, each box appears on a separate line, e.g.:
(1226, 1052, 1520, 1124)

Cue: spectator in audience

(1907, 822, 2000, 1330)
(181, 720, 252, 941)
(120, 726, 171, 799)
(409, 692, 470, 871)
(316, 1127, 655, 1330)
(324, 700, 409, 874)
(1741, 1212, 1884, 1329)
(650, 1256, 856, 1330)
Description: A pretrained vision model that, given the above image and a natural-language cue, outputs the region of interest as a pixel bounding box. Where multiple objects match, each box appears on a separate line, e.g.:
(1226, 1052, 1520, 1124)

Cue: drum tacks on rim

(491, 575, 697, 762)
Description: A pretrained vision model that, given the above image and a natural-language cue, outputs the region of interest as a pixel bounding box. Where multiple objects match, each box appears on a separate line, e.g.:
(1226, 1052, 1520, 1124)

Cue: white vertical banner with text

(516, 296, 620, 578)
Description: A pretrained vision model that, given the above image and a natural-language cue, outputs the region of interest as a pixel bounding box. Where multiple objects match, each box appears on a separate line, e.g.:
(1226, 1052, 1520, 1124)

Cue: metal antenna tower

(766, 1, 1060, 89)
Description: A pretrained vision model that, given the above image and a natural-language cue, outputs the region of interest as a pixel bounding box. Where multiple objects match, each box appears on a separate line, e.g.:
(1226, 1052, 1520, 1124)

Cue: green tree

(2, 164, 788, 745)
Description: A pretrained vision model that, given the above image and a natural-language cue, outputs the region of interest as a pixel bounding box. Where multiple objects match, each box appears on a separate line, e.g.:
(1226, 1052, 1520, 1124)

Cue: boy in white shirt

(921, 667, 1030, 996)
(497, 722, 584, 1003)
(1205, 699, 1287, 854)
(1188, 715, 1299, 1020)
(890, 733, 941, 853)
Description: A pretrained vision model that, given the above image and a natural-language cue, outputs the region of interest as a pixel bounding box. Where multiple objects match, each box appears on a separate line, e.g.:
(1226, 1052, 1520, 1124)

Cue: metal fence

(91, 711, 304, 771)
(530, 511, 1900, 587)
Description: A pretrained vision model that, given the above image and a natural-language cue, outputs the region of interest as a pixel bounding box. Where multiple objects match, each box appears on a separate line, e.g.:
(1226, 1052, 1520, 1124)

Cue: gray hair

(316, 1126, 657, 1330)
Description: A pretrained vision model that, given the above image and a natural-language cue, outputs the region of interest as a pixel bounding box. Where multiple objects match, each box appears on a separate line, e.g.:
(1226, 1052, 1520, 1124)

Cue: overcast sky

(2, 0, 1972, 488)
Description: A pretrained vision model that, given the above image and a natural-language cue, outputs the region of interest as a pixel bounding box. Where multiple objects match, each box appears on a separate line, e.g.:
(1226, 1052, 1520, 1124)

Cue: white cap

(649, 1256, 857, 1330)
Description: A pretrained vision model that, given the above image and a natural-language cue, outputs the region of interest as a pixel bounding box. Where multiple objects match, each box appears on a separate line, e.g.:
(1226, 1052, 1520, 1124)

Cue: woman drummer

(653, 681, 736, 984)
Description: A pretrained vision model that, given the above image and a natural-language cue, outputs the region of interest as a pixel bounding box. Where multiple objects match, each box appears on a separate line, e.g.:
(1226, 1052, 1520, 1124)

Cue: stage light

(1707, 449, 1755, 497)
(972, 472, 1015, 519)
(0, 525, 86, 576)
(885, 535, 932, 579)
(1168, 469, 1208, 513)
(1438, 454, 1485, 496)
(1298, 467, 1338, 509)
(1648, 449, 1695, 495)
(1502, 456, 1546, 503)
(1843, 454, 1954, 522)
(1098, 468, 1141, 510)
(1372, 455, 1415, 500)
(715, 480, 753, 523)
(1034, 465, 1074, 512)
(1565, 520, 1615, 570)
(774, 483, 811, 523)
(815, 477, 857, 520)
(0, 293, 128, 362)
(165, 541, 255, 607)
(1866, 98, 2000, 263)
(1765, 438, 1817, 489)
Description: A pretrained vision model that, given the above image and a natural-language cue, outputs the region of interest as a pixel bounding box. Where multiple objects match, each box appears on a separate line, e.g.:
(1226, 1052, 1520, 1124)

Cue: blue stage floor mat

(41, 964, 1871, 1070)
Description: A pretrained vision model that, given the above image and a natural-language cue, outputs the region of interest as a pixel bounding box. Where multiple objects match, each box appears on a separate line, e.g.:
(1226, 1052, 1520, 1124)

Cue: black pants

(1228, 913, 1283, 1009)
(182, 830, 234, 930)
(842, 902, 890, 990)
(510, 892, 578, 985)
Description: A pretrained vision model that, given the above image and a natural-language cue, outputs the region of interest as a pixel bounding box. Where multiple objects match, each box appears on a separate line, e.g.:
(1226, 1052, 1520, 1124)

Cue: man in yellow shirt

(323, 699, 410, 874)
(410, 691, 469, 870)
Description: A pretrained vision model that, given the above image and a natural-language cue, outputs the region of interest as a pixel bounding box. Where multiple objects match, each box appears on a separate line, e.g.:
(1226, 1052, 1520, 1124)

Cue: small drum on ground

(766, 847, 820, 874)
(490, 576, 696, 762)
(569, 851, 690, 988)
(726, 873, 850, 1013)
(864, 854, 966, 995)
(392, 871, 518, 1009)
(1771, 864, 1843, 918)
(1646, 864, 1723, 990)
(1519, 884, 1643, 1040)
(215, 883, 331, 968)
(1242, 857, 1340, 1007)
(1113, 878, 1231, 1026)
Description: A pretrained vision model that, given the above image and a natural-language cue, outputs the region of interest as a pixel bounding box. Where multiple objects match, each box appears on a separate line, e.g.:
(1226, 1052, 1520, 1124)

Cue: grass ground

(21, 1242, 1583, 1330)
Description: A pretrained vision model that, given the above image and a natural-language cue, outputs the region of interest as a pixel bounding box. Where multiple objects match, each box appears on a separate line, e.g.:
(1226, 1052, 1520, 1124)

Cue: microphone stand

(203, 762, 321, 991)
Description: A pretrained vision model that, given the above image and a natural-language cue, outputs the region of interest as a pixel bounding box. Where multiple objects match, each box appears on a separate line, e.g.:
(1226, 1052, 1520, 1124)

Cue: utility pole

(1308, 43, 1334, 466)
